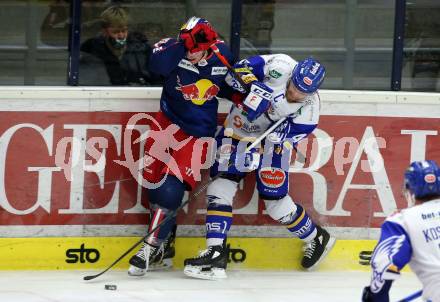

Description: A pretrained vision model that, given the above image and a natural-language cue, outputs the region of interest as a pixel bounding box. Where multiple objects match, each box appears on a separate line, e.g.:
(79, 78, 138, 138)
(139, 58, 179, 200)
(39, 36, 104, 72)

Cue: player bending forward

(127, 17, 271, 277)
(125, 16, 233, 276)
(183, 54, 336, 280)
(362, 160, 440, 302)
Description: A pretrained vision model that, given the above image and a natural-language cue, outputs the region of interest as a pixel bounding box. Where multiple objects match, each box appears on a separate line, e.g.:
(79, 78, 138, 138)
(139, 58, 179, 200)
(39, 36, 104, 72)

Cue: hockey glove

(242, 151, 260, 171)
(225, 64, 258, 93)
(179, 23, 218, 53)
(361, 286, 374, 302)
(361, 281, 393, 302)
(216, 146, 260, 174)
(242, 81, 273, 122)
(232, 149, 260, 173)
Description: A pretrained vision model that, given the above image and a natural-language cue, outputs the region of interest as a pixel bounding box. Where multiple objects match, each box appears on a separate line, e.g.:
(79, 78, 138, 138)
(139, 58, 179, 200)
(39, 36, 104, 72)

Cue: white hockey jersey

(370, 199, 440, 301)
(224, 54, 320, 142)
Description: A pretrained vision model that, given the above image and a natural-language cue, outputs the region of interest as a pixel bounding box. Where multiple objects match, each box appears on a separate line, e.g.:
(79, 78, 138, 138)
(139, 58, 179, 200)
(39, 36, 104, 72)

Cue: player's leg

(263, 195, 335, 270)
(128, 113, 182, 276)
(257, 143, 336, 270)
(128, 175, 185, 276)
(184, 132, 246, 280)
(130, 124, 215, 276)
(183, 174, 241, 280)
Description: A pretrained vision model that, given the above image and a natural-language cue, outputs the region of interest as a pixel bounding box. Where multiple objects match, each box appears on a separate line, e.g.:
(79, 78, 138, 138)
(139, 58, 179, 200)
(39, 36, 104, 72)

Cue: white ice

(0, 270, 422, 302)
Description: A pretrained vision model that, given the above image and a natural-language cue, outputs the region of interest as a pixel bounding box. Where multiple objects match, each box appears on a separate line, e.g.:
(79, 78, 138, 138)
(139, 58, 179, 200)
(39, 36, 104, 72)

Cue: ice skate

(301, 226, 336, 271)
(183, 244, 228, 280)
(149, 230, 176, 271)
(128, 242, 164, 276)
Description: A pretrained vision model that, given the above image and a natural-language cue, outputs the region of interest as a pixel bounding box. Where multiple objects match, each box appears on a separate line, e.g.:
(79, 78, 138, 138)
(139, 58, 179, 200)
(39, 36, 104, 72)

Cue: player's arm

(362, 217, 412, 302)
(219, 57, 272, 122)
(224, 55, 266, 93)
(149, 38, 186, 76)
(267, 117, 317, 147)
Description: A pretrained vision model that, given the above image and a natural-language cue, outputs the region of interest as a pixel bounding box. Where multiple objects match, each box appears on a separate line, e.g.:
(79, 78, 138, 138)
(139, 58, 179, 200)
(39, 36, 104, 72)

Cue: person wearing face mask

(79, 5, 160, 86)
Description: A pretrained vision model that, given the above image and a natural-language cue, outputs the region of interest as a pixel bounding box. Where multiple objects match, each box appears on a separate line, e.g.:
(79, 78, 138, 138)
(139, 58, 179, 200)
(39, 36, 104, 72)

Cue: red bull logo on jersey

(176, 79, 220, 106)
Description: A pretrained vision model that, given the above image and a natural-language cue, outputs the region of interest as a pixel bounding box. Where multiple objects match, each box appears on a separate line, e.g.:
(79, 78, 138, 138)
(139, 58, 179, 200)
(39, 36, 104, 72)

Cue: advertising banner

(0, 101, 439, 237)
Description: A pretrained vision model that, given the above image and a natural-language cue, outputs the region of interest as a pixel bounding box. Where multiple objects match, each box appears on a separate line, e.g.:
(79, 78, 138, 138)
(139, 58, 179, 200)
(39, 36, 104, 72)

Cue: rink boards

(0, 87, 439, 270)
(0, 236, 379, 271)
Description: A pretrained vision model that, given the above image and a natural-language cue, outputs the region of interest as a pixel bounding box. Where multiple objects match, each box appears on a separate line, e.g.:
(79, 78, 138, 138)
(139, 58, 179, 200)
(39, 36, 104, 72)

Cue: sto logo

(176, 79, 220, 105)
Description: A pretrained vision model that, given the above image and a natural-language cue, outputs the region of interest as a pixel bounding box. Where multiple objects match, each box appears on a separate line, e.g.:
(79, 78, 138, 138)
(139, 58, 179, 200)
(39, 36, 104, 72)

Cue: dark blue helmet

(404, 160, 440, 199)
(291, 57, 325, 94)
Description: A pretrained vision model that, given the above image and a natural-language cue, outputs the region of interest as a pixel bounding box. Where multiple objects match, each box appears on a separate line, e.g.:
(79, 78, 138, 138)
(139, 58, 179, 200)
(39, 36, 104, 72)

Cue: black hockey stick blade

(83, 170, 220, 281)
(83, 196, 190, 281)
(83, 235, 145, 280)
(83, 117, 288, 281)
(358, 250, 373, 266)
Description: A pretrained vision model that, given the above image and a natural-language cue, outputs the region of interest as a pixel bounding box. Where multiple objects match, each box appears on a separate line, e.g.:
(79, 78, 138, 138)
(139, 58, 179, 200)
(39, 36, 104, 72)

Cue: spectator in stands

(405, 6, 440, 91)
(79, 5, 160, 86)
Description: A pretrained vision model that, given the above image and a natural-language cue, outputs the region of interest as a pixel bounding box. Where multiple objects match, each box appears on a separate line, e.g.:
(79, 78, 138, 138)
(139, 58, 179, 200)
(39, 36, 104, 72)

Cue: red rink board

(0, 111, 439, 229)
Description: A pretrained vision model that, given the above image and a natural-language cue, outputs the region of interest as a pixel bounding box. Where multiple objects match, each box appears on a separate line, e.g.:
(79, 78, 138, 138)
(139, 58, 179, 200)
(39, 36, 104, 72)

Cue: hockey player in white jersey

(183, 54, 336, 280)
(362, 160, 440, 302)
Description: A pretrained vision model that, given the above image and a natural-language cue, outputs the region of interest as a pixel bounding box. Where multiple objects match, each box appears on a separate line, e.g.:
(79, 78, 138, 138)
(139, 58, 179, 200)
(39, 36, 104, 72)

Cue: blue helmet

(291, 57, 325, 94)
(404, 160, 440, 199)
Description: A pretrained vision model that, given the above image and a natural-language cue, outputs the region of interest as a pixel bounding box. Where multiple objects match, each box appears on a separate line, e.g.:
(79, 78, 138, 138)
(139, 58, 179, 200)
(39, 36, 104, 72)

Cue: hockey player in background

(362, 160, 440, 302)
(128, 17, 272, 276)
(183, 54, 336, 280)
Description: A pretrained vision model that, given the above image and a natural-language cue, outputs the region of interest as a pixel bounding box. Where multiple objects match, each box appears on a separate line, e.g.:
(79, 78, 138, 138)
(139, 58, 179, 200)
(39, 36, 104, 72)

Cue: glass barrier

(77, 0, 231, 86)
(0, 0, 69, 85)
(240, 0, 396, 91)
(402, 1, 440, 92)
(0, 0, 439, 91)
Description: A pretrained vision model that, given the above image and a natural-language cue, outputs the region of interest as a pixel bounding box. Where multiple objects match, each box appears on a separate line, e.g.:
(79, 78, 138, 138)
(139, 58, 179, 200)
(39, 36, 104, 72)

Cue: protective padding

(206, 177, 238, 207)
(264, 195, 298, 221)
(148, 175, 186, 211)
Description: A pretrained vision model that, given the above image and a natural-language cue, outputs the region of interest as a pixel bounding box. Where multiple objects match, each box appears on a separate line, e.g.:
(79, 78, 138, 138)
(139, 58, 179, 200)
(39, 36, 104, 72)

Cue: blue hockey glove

(216, 146, 260, 173)
(361, 286, 374, 302)
(242, 81, 273, 122)
(239, 150, 260, 172)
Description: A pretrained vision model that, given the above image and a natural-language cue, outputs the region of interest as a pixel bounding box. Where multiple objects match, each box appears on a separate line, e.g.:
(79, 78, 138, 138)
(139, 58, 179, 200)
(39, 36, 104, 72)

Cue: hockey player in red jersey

(128, 17, 273, 276)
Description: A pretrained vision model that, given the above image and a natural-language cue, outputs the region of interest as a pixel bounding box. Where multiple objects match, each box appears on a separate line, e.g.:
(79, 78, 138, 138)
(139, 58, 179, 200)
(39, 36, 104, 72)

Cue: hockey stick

(396, 290, 422, 302)
(83, 116, 287, 281)
(359, 250, 373, 266)
(210, 44, 249, 89)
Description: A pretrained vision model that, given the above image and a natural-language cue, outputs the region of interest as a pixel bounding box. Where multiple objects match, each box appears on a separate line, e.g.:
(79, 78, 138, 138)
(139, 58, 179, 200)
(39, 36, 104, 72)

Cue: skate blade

(305, 236, 337, 271)
(149, 258, 173, 271)
(128, 265, 147, 276)
(183, 265, 227, 281)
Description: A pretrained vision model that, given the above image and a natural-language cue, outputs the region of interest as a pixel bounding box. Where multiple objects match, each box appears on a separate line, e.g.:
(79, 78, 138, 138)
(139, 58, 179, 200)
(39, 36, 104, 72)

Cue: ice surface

(0, 270, 422, 302)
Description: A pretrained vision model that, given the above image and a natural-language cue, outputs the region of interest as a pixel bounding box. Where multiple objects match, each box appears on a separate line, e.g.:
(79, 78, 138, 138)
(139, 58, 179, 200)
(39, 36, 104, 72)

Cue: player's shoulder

(385, 209, 404, 224)
(263, 54, 297, 65)
(263, 54, 296, 72)
(262, 54, 296, 88)
(384, 204, 421, 227)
